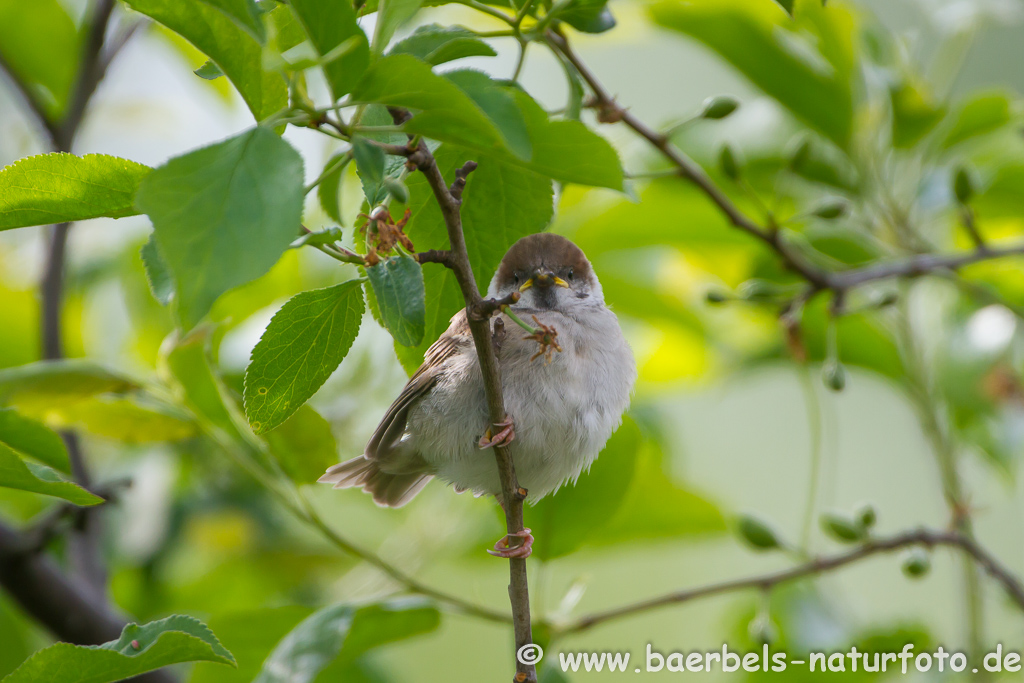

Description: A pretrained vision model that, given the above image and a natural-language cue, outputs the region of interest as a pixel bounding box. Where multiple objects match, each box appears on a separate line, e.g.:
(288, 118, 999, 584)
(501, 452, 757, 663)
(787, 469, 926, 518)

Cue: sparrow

(319, 233, 636, 557)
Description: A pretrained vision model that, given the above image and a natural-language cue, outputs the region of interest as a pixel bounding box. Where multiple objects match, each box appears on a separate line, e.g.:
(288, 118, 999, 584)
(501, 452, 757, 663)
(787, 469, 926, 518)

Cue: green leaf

(40, 396, 197, 444)
(651, 0, 855, 148)
(373, 0, 424, 52)
(394, 146, 553, 371)
(529, 417, 641, 560)
(0, 361, 139, 413)
(243, 281, 365, 434)
(736, 513, 783, 550)
(890, 79, 944, 148)
(316, 153, 349, 224)
(820, 511, 864, 542)
(0, 154, 152, 231)
(140, 235, 174, 306)
(0, 0, 79, 119)
(194, 59, 224, 80)
(254, 598, 439, 683)
(351, 54, 507, 155)
(2, 616, 234, 683)
(390, 24, 498, 65)
(289, 0, 370, 100)
(263, 404, 339, 484)
(197, 0, 264, 41)
(352, 137, 387, 205)
(0, 442, 101, 506)
(557, 0, 616, 34)
(366, 254, 425, 347)
(941, 91, 1012, 149)
(0, 408, 69, 472)
(123, 0, 287, 121)
(446, 69, 532, 160)
(135, 127, 305, 329)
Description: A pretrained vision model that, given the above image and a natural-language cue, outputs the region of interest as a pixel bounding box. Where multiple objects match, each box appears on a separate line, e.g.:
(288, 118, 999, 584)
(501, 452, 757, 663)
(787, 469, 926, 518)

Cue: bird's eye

(513, 274, 520, 285)
(567, 268, 574, 280)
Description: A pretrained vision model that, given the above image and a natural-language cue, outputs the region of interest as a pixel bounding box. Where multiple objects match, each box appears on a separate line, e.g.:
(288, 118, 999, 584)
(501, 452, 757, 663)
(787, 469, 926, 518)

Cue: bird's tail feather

(319, 456, 432, 508)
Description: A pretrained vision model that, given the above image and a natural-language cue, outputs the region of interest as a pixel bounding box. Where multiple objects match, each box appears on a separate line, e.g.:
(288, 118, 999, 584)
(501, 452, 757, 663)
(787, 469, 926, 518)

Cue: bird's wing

(365, 309, 473, 464)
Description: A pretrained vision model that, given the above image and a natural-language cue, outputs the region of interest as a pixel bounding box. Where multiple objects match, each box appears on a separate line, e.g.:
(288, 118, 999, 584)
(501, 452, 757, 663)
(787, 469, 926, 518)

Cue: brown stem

(406, 137, 536, 682)
(559, 528, 1024, 635)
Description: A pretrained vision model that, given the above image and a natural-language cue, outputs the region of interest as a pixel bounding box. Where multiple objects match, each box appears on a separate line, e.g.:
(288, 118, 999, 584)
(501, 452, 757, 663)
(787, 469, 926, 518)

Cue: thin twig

(558, 528, 1024, 635)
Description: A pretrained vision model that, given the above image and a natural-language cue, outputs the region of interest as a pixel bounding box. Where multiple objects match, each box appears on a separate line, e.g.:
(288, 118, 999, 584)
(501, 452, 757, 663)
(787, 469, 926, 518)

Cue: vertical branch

(404, 135, 536, 681)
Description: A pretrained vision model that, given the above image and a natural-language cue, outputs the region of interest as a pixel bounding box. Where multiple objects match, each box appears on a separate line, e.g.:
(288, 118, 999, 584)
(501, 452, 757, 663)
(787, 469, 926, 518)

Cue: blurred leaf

(141, 234, 174, 306)
(0, 153, 151, 231)
(366, 254, 426, 347)
(651, 0, 855, 148)
(39, 396, 198, 444)
(194, 59, 224, 80)
(0, 0, 78, 118)
(254, 598, 440, 683)
(390, 24, 497, 65)
(737, 513, 783, 550)
(529, 417, 641, 560)
(123, 0, 287, 121)
(243, 281, 364, 434)
(191, 606, 313, 683)
(798, 299, 904, 380)
(289, 0, 370, 100)
(316, 153, 349, 224)
(263, 404, 338, 484)
(197, 0, 264, 41)
(820, 511, 864, 542)
(0, 407, 69, 472)
(557, 0, 616, 34)
(786, 133, 860, 191)
(599, 434, 725, 545)
(941, 91, 1012, 149)
(446, 69, 532, 160)
(135, 127, 305, 329)
(890, 80, 944, 148)
(394, 146, 553, 371)
(0, 360, 138, 413)
(0, 442, 101, 506)
(3, 616, 234, 683)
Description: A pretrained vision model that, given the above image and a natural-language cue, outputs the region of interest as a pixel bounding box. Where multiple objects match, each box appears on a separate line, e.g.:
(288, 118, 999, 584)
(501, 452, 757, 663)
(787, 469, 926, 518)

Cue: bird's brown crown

(494, 233, 592, 288)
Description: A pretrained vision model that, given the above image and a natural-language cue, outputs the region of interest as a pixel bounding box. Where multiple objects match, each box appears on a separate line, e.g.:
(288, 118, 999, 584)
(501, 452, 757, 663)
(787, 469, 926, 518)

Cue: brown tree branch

(558, 528, 1024, 635)
(402, 121, 537, 682)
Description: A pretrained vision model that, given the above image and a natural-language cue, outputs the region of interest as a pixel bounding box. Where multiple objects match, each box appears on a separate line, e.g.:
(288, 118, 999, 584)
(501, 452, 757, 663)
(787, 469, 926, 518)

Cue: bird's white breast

(405, 303, 635, 500)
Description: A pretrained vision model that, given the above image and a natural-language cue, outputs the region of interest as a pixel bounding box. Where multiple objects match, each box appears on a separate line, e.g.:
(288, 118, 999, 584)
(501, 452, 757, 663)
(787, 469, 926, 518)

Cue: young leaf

(446, 69, 532, 160)
(941, 91, 1011, 149)
(135, 127, 305, 329)
(254, 598, 439, 683)
(352, 137, 387, 205)
(366, 254, 425, 348)
(0, 0, 79, 118)
(0, 442, 102, 506)
(0, 153, 151, 231)
(736, 513, 783, 550)
(243, 281, 365, 434)
(194, 59, 224, 80)
(289, 0, 370, 99)
(123, 0, 286, 121)
(2, 615, 235, 683)
(140, 235, 174, 306)
(0, 408, 69, 472)
(557, 0, 616, 34)
(316, 152, 349, 224)
(390, 24, 497, 65)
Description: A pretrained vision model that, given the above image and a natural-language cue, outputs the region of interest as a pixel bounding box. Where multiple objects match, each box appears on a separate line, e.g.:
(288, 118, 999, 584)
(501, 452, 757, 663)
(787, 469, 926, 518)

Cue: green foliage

(197, 0, 264, 42)
(140, 235, 174, 306)
(0, 0, 78, 119)
(263, 404, 339, 484)
(253, 598, 440, 683)
(0, 441, 101, 506)
(136, 127, 305, 329)
(316, 153, 350, 224)
(557, 0, 616, 34)
(736, 513, 784, 550)
(0, 154, 151, 231)
(0, 408, 69, 472)
(0, 361, 138, 413)
(191, 607, 313, 683)
(123, 0, 286, 121)
(289, 0, 369, 99)
(366, 254, 426, 348)
(1, 616, 234, 683)
(820, 511, 865, 543)
(390, 24, 498, 65)
(243, 281, 365, 434)
(941, 91, 1012, 149)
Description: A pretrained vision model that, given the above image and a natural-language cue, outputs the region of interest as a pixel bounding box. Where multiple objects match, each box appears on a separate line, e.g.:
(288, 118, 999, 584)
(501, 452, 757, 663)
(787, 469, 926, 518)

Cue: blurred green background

(4, 0, 1024, 680)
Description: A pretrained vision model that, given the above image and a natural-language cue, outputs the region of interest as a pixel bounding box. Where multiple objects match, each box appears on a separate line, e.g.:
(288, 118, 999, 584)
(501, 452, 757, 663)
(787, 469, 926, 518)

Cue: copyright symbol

(517, 643, 544, 665)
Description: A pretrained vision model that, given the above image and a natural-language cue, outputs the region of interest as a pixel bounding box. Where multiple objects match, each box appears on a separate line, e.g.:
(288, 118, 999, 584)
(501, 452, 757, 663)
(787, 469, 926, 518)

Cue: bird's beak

(520, 269, 569, 291)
